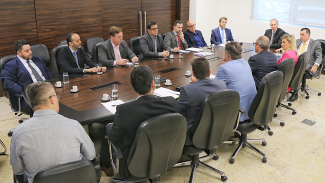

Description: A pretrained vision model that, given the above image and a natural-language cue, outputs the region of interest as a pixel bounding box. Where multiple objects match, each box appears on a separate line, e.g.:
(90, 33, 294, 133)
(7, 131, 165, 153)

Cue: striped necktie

(26, 59, 44, 81)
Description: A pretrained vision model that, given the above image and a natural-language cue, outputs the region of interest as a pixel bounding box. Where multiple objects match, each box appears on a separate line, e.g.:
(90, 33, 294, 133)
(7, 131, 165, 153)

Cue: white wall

(189, 0, 325, 45)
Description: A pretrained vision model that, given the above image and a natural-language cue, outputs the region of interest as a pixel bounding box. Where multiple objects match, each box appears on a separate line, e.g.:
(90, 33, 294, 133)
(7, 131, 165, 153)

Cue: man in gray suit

(140, 21, 178, 59)
(164, 20, 188, 50)
(177, 58, 226, 145)
(297, 28, 323, 74)
(98, 26, 138, 66)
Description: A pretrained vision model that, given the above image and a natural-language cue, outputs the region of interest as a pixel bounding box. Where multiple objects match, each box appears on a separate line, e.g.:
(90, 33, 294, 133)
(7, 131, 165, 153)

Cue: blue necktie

(221, 28, 225, 44)
(73, 52, 80, 68)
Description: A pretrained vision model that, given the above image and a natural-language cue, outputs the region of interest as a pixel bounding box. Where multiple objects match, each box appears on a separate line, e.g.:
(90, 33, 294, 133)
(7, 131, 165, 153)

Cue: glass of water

(154, 74, 160, 88)
(97, 63, 103, 75)
(62, 72, 69, 84)
(134, 61, 139, 67)
(111, 84, 118, 100)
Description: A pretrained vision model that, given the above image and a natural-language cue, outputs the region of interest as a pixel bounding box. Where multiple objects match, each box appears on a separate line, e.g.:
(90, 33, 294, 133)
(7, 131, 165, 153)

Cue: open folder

(154, 87, 180, 99)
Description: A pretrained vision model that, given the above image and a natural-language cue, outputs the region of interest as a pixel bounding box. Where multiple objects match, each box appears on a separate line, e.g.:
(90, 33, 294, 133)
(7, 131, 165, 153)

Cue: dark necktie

(26, 59, 44, 81)
(177, 35, 182, 50)
(270, 32, 275, 45)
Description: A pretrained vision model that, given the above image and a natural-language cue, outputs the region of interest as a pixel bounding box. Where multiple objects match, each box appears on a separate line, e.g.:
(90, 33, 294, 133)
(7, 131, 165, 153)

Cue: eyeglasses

(187, 24, 195, 27)
(150, 27, 158, 30)
(49, 95, 60, 100)
(253, 42, 258, 45)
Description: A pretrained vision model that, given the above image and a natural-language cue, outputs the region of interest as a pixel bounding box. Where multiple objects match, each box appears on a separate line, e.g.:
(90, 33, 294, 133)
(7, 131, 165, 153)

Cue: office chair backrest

(288, 52, 309, 90)
(127, 113, 187, 179)
(315, 39, 325, 76)
(92, 42, 104, 63)
(51, 45, 67, 76)
(57, 40, 68, 46)
(161, 33, 167, 40)
(31, 44, 51, 67)
(190, 90, 240, 150)
(249, 71, 283, 125)
(129, 36, 141, 56)
(33, 160, 97, 183)
(278, 58, 295, 102)
(0, 55, 17, 98)
(85, 37, 104, 59)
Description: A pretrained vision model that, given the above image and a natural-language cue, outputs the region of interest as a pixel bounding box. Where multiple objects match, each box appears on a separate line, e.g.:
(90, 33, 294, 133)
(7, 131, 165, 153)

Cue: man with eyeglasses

(183, 20, 207, 48)
(140, 21, 177, 59)
(10, 81, 96, 183)
(248, 36, 278, 89)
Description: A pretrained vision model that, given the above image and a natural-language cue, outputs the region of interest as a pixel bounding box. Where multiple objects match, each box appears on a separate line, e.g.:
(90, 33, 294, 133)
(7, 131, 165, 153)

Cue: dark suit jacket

(107, 95, 177, 178)
(264, 28, 287, 49)
(210, 27, 234, 45)
(0, 56, 54, 111)
(163, 31, 188, 50)
(296, 39, 323, 69)
(183, 30, 207, 48)
(248, 50, 279, 89)
(177, 78, 227, 145)
(140, 33, 171, 58)
(97, 39, 136, 67)
(58, 46, 97, 74)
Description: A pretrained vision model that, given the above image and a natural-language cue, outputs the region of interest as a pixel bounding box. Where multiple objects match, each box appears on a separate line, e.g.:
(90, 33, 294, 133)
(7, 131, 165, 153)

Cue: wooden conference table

(54, 43, 256, 125)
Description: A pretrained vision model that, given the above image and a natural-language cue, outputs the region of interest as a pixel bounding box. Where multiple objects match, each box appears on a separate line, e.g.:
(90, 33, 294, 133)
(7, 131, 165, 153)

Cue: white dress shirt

(17, 56, 46, 82)
(298, 39, 310, 56)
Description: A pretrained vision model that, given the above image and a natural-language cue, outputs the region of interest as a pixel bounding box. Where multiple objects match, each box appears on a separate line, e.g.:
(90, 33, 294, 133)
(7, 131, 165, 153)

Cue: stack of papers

(194, 52, 214, 57)
(154, 87, 180, 99)
(101, 100, 124, 114)
(185, 48, 204, 52)
(178, 50, 190, 53)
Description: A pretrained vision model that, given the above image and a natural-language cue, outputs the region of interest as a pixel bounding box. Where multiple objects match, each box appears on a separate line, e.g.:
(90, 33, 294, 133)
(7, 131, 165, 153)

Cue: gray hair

(256, 36, 270, 50)
(225, 42, 242, 60)
(25, 82, 55, 109)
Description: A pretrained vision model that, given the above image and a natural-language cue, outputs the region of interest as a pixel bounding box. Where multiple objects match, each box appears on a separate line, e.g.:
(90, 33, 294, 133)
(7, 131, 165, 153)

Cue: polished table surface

(55, 43, 256, 125)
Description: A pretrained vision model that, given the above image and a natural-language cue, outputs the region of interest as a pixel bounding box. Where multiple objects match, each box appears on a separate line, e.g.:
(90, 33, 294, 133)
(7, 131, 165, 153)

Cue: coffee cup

(186, 70, 191, 76)
(72, 86, 78, 91)
(170, 53, 174, 59)
(103, 93, 109, 100)
(55, 81, 62, 87)
(166, 79, 172, 85)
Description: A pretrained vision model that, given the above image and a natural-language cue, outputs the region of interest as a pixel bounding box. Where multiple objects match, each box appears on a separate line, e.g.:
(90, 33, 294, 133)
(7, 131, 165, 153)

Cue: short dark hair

(192, 58, 210, 80)
(147, 21, 157, 30)
(225, 42, 242, 60)
(26, 82, 54, 109)
(109, 26, 122, 37)
(219, 17, 227, 22)
(173, 20, 182, 26)
(66, 33, 77, 45)
(14, 39, 30, 52)
(130, 66, 153, 95)
(301, 28, 310, 35)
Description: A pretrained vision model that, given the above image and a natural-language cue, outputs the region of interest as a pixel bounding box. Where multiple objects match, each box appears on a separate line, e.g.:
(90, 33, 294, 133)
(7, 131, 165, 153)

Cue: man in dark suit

(1, 39, 54, 114)
(140, 21, 177, 59)
(100, 66, 177, 178)
(58, 33, 107, 74)
(248, 36, 278, 89)
(183, 20, 207, 48)
(177, 58, 226, 145)
(264, 19, 287, 49)
(164, 20, 188, 50)
(211, 17, 234, 45)
(98, 26, 138, 67)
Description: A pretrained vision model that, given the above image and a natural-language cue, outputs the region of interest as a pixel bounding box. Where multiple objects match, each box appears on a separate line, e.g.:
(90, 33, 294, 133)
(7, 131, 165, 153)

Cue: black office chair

(85, 37, 104, 60)
(32, 159, 101, 183)
(57, 40, 68, 46)
(0, 139, 6, 155)
(300, 39, 325, 99)
(31, 44, 51, 67)
(161, 33, 167, 40)
(228, 71, 283, 164)
(287, 52, 310, 104)
(92, 42, 104, 63)
(182, 90, 241, 182)
(51, 45, 67, 76)
(109, 113, 187, 183)
(129, 36, 141, 57)
(274, 58, 296, 120)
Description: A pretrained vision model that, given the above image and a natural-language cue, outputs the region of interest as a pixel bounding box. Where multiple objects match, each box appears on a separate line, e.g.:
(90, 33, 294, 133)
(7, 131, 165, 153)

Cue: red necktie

(177, 35, 182, 50)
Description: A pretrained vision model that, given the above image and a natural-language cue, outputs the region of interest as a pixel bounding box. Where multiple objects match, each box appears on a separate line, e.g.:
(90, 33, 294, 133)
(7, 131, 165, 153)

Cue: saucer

(70, 89, 79, 93)
(55, 85, 63, 88)
(164, 82, 172, 86)
(101, 97, 110, 102)
(185, 74, 192, 77)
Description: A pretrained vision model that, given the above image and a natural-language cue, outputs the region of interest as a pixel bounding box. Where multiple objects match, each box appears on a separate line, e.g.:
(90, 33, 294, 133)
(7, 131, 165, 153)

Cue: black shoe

(287, 93, 298, 102)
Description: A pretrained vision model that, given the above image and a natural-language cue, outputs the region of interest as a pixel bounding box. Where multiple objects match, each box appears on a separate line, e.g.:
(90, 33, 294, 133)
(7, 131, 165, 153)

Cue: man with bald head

(248, 36, 278, 88)
(183, 20, 207, 48)
(264, 19, 287, 49)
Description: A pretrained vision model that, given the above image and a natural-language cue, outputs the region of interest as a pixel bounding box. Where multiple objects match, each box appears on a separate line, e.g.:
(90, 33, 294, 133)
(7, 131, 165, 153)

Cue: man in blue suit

(183, 21, 207, 48)
(215, 42, 256, 122)
(211, 17, 234, 45)
(1, 39, 54, 114)
(177, 58, 226, 145)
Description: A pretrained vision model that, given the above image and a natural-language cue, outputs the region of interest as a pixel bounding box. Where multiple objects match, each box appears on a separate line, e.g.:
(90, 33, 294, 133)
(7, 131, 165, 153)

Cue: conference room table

(53, 43, 256, 125)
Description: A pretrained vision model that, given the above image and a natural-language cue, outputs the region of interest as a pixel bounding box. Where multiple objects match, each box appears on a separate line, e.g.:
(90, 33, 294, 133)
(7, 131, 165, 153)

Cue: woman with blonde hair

(276, 34, 298, 65)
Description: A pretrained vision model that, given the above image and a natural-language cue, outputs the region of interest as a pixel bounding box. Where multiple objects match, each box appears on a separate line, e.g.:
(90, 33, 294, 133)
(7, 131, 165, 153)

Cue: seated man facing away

(215, 42, 257, 122)
(177, 58, 226, 145)
(140, 21, 178, 59)
(264, 19, 287, 49)
(248, 36, 278, 89)
(183, 20, 207, 48)
(1, 39, 54, 115)
(98, 26, 138, 67)
(100, 66, 178, 178)
(164, 20, 188, 50)
(58, 32, 106, 74)
(211, 17, 234, 45)
(10, 81, 96, 183)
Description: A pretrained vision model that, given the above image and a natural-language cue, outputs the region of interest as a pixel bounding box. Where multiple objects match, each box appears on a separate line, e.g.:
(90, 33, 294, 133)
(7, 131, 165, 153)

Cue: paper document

(185, 48, 204, 52)
(210, 74, 215, 79)
(101, 100, 124, 114)
(178, 50, 190, 53)
(154, 87, 180, 99)
(194, 52, 214, 57)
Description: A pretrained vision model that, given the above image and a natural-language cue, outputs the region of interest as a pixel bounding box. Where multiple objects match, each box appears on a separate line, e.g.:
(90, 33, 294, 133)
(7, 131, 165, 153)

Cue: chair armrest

(233, 108, 245, 130)
(239, 107, 245, 114)
(14, 174, 25, 183)
(91, 157, 102, 183)
(108, 136, 123, 172)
